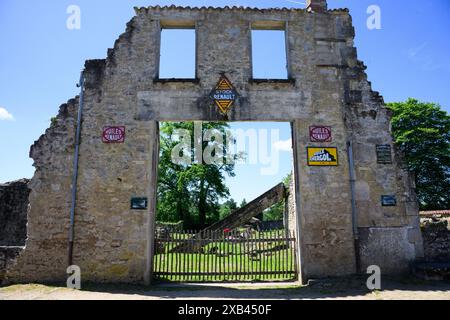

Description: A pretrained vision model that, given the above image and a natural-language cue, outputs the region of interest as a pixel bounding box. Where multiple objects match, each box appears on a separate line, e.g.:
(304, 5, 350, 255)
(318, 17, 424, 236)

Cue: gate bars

(153, 229, 297, 282)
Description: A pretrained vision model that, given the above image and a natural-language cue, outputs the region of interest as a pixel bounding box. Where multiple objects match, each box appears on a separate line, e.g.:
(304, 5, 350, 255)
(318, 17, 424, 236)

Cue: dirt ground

(1, 277, 449, 300)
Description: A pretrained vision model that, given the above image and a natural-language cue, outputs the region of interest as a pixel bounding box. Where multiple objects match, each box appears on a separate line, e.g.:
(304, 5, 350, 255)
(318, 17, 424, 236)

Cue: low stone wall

(421, 218, 450, 262)
(0, 179, 30, 246)
(0, 247, 23, 284)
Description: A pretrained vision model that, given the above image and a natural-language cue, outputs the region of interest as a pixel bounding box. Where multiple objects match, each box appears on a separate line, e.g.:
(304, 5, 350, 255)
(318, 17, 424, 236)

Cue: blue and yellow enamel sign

(307, 147, 339, 166)
(210, 75, 238, 114)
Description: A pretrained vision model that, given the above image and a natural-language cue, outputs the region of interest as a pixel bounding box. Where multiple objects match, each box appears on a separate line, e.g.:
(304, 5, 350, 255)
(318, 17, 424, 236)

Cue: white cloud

(284, 0, 306, 5)
(408, 42, 427, 60)
(0, 107, 14, 121)
(407, 42, 450, 72)
(273, 139, 292, 152)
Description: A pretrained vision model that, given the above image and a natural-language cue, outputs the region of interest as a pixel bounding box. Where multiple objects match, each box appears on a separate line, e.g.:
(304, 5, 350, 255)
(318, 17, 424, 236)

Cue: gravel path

(1, 278, 449, 300)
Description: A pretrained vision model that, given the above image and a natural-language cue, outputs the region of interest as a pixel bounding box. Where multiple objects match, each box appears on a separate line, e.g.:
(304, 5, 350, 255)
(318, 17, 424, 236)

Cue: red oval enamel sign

(102, 126, 125, 143)
(310, 126, 332, 142)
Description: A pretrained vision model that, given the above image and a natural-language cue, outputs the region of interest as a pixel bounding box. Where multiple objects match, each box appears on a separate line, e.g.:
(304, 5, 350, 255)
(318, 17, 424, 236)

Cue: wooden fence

(153, 229, 297, 282)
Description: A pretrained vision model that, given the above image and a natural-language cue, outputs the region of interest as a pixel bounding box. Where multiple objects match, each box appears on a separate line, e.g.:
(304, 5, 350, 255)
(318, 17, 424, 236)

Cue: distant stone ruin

(0, 179, 29, 246)
(0, 179, 29, 283)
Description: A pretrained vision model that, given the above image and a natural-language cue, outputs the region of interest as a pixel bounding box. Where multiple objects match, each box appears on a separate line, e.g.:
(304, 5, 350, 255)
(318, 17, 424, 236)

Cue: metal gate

(153, 229, 298, 282)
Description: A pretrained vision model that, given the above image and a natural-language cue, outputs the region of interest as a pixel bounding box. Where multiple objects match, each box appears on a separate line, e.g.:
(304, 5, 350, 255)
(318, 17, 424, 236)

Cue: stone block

(359, 227, 416, 274)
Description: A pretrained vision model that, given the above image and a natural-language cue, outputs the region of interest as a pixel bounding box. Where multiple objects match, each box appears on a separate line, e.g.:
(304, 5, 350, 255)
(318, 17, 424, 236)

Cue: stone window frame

(249, 20, 293, 83)
(154, 19, 200, 83)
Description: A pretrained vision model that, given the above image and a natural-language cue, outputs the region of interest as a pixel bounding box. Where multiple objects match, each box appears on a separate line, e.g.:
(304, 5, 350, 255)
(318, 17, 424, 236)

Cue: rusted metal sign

(307, 147, 338, 166)
(310, 126, 332, 142)
(210, 74, 238, 114)
(102, 126, 125, 143)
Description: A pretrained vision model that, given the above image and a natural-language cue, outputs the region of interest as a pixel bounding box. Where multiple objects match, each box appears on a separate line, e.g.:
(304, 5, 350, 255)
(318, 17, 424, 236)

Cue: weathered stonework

(0, 247, 22, 284)
(0, 179, 30, 246)
(421, 218, 450, 262)
(5, 2, 423, 284)
(5, 99, 78, 283)
(306, 0, 327, 13)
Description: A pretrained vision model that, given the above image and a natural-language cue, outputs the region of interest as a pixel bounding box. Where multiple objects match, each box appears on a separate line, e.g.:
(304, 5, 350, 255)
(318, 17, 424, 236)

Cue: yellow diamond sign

(210, 75, 238, 114)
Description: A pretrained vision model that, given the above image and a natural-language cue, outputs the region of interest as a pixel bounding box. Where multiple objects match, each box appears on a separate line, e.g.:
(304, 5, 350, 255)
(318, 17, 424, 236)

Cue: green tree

(262, 201, 284, 222)
(283, 172, 292, 189)
(157, 122, 241, 228)
(219, 198, 238, 220)
(387, 98, 450, 210)
(262, 173, 292, 221)
(239, 199, 247, 209)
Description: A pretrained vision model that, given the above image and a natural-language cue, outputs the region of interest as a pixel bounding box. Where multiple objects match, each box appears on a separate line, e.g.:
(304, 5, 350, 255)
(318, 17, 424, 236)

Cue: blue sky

(1, 0, 449, 204)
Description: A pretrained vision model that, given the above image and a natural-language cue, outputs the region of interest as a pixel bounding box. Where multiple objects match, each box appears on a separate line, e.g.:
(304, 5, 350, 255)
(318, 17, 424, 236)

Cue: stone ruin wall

(420, 217, 450, 262)
(4, 4, 423, 284)
(342, 62, 424, 272)
(0, 179, 30, 283)
(284, 8, 423, 273)
(0, 179, 30, 246)
(4, 99, 78, 283)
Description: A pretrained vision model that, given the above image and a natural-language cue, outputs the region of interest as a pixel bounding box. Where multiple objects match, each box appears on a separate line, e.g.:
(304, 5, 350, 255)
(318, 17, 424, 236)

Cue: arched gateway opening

(4, 2, 423, 286)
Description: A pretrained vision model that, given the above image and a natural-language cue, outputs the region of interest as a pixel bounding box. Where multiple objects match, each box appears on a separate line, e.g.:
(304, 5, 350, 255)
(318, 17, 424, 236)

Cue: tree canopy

(387, 98, 450, 210)
(157, 122, 240, 229)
